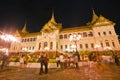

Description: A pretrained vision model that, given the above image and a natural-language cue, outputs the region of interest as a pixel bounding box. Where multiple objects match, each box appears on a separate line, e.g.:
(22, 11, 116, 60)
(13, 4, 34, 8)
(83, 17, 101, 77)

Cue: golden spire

(22, 22, 28, 33)
(91, 8, 98, 23)
(50, 10, 56, 23)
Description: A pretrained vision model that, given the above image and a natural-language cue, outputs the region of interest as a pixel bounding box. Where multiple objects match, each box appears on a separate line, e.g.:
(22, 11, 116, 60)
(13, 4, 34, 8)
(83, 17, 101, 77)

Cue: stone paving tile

(0, 63, 119, 80)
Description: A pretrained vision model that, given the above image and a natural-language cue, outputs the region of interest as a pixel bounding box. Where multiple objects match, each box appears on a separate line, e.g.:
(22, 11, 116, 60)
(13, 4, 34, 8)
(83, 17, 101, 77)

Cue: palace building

(10, 10, 120, 54)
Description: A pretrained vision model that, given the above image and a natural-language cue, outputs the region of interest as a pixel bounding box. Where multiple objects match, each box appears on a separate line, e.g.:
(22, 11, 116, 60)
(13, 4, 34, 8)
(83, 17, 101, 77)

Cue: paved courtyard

(0, 63, 120, 80)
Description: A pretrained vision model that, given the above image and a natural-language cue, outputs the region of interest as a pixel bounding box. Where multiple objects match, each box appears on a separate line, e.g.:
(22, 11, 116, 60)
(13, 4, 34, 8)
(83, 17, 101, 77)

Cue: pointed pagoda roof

(40, 10, 62, 32)
(91, 9, 98, 23)
(21, 23, 29, 33)
(60, 26, 92, 33)
(49, 10, 57, 24)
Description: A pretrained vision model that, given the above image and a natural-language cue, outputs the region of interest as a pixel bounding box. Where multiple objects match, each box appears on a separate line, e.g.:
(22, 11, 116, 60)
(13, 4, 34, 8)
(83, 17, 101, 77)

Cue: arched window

(50, 42, 53, 50)
(44, 42, 48, 48)
(85, 44, 88, 48)
(88, 32, 93, 37)
(64, 34, 67, 39)
(80, 44, 83, 49)
(33, 37, 37, 41)
(27, 38, 29, 42)
(61, 45, 63, 49)
(30, 38, 32, 42)
(98, 32, 101, 36)
(106, 42, 110, 47)
(39, 43, 41, 50)
(65, 45, 67, 49)
(59, 35, 63, 39)
(24, 39, 26, 42)
(91, 43, 94, 48)
(109, 31, 112, 35)
(112, 42, 115, 47)
(103, 32, 106, 35)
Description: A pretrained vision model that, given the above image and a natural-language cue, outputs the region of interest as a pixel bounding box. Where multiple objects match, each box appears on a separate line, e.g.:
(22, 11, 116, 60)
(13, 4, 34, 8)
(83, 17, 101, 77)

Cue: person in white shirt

(19, 55, 25, 68)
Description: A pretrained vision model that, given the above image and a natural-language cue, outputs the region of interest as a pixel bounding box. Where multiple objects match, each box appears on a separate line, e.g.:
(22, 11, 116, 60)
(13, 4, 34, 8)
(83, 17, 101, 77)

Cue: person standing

(56, 56, 60, 68)
(74, 55, 79, 69)
(43, 53, 49, 74)
(113, 53, 119, 66)
(38, 55, 44, 75)
(1, 49, 10, 70)
(19, 55, 25, 68)
(59, 53, 64, 69)
(1, 52, 8, 69)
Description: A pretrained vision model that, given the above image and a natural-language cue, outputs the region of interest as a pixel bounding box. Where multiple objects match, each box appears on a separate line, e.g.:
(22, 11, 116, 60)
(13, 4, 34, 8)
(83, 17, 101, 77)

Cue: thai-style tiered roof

(92, 15, 115, 27)
(40, 11, 62, 33)
(60, 26, 92, 33)
(87, 9, 115, 27)
(14, 9, 115, 36)
(21, 32, 41, 37)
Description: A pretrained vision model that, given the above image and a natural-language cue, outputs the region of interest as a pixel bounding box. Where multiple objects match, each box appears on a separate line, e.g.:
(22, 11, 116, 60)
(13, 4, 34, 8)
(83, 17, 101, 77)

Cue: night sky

(0, 0, 120, 35)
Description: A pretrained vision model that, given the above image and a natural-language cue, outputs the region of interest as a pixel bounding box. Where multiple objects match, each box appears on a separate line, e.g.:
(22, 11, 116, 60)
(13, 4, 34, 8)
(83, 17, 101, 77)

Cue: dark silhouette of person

(38, 53, 49, 75)
(74, 51, 80, 61)
(43, 53, 49, 74)
(1, 52, 9, 70)
(113, 53, 119, 66)
(56, 56, 60, 68)
(38, 55, 44, 75)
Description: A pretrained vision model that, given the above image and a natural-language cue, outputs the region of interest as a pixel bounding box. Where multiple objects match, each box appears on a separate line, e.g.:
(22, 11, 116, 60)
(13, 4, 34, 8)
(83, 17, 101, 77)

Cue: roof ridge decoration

(21, 23, 29, 34)
(91, 8, 99, 24)
(50, 10, 57, 24)
(86, 8, 99, 26)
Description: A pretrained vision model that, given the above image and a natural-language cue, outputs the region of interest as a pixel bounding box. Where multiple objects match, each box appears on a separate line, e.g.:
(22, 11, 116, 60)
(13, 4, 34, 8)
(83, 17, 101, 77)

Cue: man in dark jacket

(38, 55, 44, 75)
(38, 53, 49, 75)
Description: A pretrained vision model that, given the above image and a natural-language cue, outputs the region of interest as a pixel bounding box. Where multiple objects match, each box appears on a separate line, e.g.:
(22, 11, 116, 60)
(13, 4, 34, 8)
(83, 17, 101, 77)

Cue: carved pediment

(93, 15, 115, 26)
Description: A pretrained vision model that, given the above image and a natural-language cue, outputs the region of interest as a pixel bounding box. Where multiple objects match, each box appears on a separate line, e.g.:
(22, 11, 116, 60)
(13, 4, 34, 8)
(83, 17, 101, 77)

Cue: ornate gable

(40, 11, 62, 33)
(93, 15, 115, 26)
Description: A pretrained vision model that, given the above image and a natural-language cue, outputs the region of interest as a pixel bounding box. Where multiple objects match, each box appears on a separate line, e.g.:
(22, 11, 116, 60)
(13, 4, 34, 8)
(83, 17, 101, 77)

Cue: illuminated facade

(10, 10, 120, 53)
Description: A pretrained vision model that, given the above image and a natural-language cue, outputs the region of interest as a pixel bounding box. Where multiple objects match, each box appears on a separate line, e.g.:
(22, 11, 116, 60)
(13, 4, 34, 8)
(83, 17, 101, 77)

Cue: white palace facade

(10, 10, 120, 53)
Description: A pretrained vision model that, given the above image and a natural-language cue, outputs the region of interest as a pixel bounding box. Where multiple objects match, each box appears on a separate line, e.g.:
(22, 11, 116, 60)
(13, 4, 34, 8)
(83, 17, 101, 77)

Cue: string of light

(0, 31, 18, 42)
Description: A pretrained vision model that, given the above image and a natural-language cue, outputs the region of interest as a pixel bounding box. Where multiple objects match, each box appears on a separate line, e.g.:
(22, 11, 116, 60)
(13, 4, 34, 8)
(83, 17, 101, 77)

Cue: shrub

(49, 58, 56, 63)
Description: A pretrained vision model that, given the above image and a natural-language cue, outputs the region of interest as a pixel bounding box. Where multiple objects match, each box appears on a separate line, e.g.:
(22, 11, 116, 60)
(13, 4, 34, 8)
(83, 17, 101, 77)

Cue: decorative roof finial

(50, 10, 56, 23)
(91, 8, 98, 23)
(22, 21, 28, 33)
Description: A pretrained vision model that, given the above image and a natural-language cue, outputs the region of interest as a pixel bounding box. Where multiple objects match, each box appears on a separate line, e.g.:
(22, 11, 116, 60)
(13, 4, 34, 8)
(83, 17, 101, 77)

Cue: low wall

(9, 62, 58, 68)
(8, 62, 91, 68)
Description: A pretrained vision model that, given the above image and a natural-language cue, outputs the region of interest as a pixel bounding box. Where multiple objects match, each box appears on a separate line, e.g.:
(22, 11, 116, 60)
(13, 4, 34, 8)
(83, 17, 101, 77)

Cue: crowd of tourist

(56, 53, 80, 69)
(0, 50, 120, 75)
